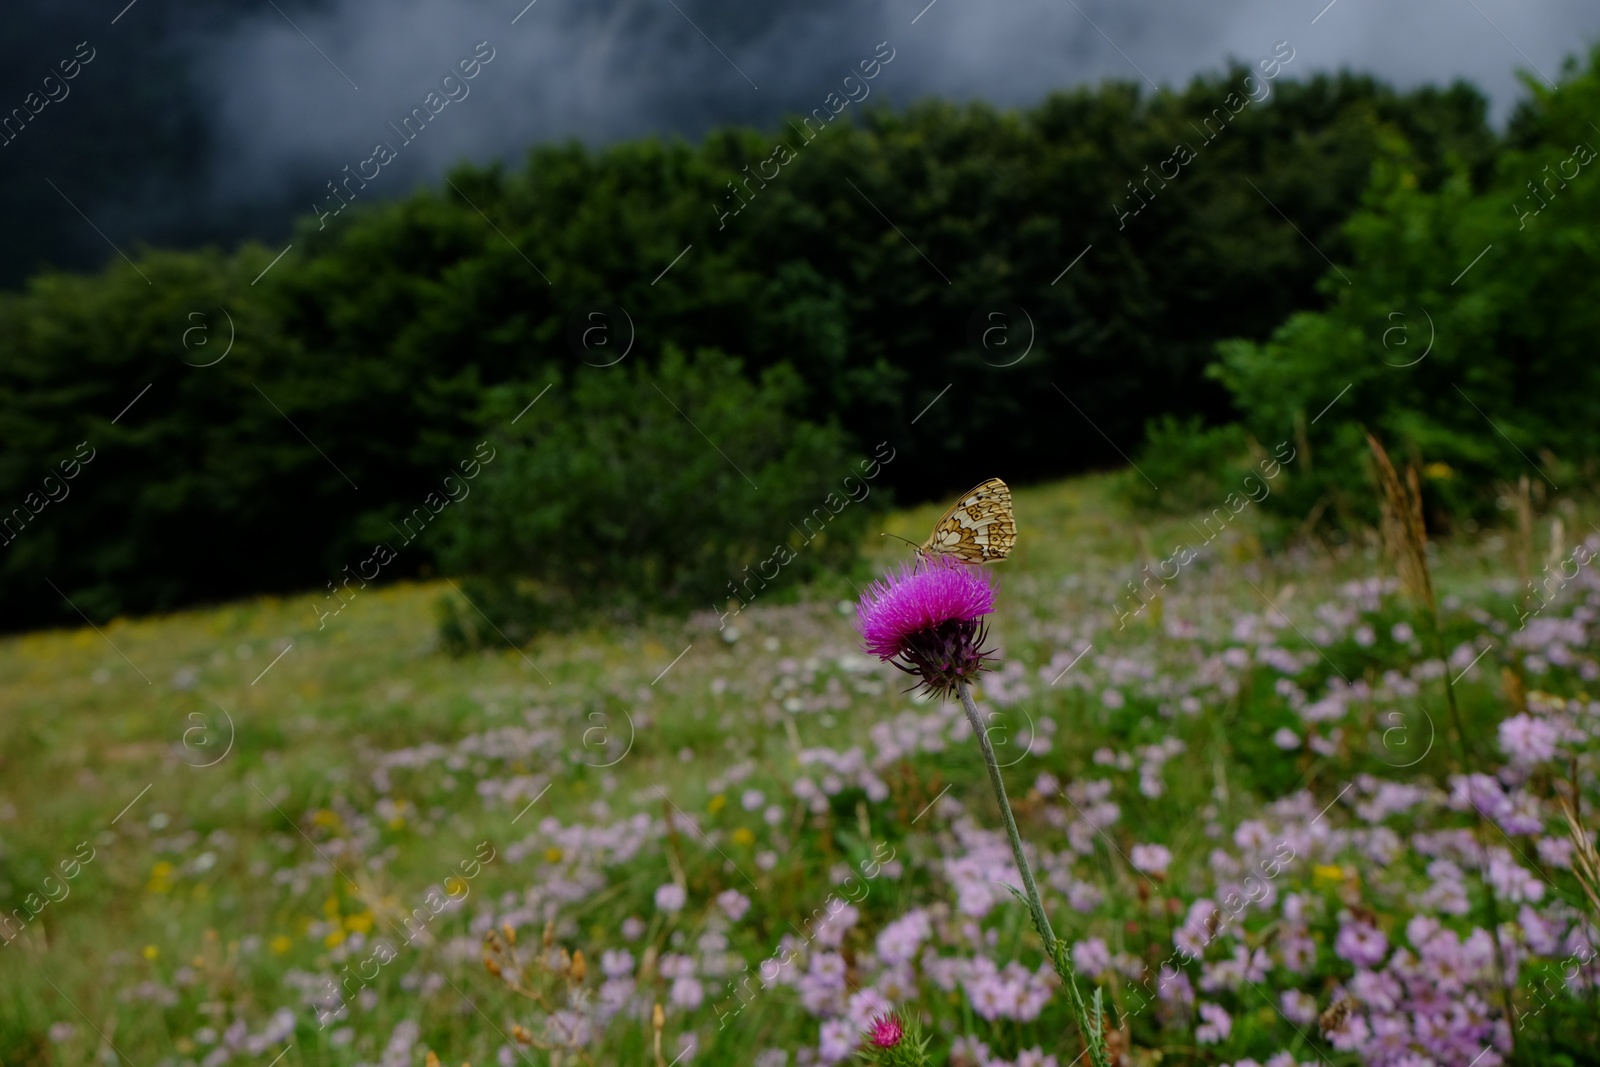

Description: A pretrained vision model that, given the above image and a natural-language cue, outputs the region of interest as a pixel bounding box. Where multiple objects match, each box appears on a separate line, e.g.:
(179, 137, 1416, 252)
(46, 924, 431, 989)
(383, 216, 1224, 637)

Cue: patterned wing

(919, 478, 1016, 564)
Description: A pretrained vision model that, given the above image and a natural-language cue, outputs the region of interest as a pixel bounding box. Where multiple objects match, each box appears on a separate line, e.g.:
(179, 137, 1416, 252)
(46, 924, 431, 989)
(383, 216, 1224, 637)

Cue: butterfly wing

(920, 477, 1016, 564)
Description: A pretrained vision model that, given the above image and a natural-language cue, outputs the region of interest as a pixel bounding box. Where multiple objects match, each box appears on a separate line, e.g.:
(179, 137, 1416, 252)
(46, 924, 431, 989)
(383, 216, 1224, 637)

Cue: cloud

(199, 0, 1598, 203)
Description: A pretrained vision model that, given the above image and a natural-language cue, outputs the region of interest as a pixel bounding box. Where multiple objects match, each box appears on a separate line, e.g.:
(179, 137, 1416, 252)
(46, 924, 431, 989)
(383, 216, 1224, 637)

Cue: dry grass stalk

(1514, 474, 1534, 589)
(1558, 795, 1600, 922)
(1502, 666, 1528, 716)
(1366, 433, 1436, 617)
(1367, 434, 1520, 1041)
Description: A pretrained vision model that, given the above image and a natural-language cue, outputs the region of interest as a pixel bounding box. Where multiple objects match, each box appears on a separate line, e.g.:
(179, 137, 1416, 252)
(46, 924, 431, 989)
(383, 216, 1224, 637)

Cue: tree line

(0, 58, 1535, 629)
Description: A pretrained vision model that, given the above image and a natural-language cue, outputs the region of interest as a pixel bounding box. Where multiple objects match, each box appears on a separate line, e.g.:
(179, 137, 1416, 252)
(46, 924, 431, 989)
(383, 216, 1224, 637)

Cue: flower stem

(956, 680, 1056, 948)
(956, 680, 1110, 1067)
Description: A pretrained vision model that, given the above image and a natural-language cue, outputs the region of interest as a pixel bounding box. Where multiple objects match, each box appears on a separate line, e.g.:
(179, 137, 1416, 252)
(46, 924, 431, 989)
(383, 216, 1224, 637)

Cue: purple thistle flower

(856, 558, 997, 697)
(866, 1013, 904, 1048)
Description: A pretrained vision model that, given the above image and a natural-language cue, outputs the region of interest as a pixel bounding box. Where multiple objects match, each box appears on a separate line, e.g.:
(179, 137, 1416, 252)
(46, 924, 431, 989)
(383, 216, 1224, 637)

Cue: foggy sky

(196, 0, 1599, 207)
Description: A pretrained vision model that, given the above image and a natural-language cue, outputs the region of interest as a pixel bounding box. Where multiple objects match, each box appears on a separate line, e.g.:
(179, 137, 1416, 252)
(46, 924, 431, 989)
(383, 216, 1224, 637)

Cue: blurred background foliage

(1204, 48, 1600, 531)
(1, 49, 1596, 633)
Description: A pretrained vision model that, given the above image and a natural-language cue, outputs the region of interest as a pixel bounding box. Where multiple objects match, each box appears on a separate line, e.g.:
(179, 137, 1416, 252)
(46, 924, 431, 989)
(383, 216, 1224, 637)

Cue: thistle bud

(652, 1002, 665, 1032)
(543, 920, 556, 948)
(426, 1054, 441, 1067)
(512, 1024, 533, 1045)
(502, 922, 516, 945)
(571, 949, 587, 982)
(866, 1014, 903, 1048)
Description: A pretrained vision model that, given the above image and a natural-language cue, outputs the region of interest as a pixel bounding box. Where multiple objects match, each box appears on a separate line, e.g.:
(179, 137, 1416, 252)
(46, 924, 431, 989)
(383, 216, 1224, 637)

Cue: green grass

(0, 472, 1592, 1067)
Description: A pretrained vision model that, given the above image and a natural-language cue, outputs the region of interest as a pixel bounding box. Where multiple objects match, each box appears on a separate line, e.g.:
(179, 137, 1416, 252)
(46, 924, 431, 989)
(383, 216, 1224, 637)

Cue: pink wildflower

(1335, 917, 1389, 968)
(1196, 1002, 1232, 1043)
(1130, 843, 1172, 875)
(716, 889, 751, 921)
(654, 883, 686, 913)
(1072, 937, 1112, 979)
(1498, 713, 1560, 765)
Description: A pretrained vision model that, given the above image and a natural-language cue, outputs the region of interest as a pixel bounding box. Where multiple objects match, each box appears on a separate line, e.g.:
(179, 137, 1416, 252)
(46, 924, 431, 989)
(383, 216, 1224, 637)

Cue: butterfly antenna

(880, 532, 921, 549)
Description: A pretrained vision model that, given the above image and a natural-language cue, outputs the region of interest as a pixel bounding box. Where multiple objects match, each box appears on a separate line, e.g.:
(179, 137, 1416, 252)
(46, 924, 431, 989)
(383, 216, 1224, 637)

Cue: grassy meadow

(1, 473, 1597, 1067)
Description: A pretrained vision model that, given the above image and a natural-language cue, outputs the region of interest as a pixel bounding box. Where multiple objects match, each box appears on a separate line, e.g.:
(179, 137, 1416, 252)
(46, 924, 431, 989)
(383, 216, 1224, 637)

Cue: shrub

(436, 347, 877, 646)
(1118, 415, 1255, 513)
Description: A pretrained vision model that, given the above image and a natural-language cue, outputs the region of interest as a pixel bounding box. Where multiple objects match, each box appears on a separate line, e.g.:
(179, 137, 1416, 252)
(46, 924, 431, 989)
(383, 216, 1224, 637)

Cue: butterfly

(918, 477, 1016, 564)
